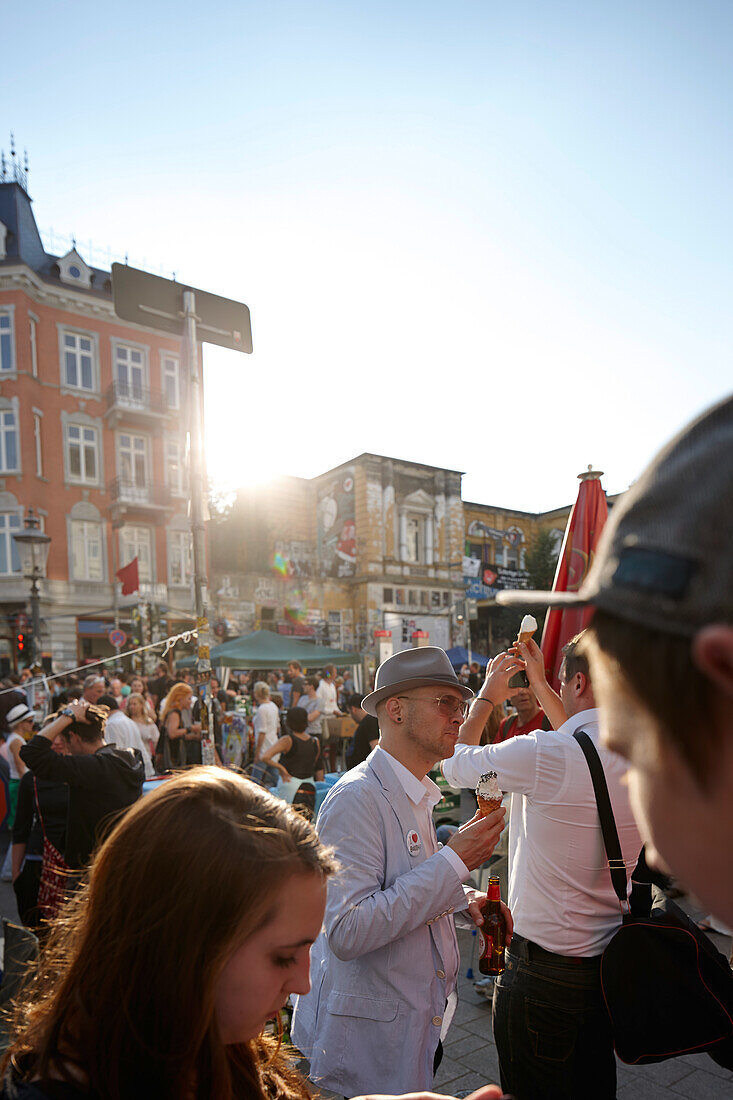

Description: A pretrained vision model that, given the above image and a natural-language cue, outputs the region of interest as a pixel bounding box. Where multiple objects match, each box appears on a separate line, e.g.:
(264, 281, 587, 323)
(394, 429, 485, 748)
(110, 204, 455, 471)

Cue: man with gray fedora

(292, 646, 511, 1096)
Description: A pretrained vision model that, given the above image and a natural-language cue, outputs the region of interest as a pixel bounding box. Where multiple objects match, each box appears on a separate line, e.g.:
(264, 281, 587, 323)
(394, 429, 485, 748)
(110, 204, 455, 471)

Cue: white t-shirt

(316, 679, 338, 716)
(106, 710, 155, 779)
(442, 708, 642, 956)
(254, 700, 281, 763)
(4, 732, 25, 780)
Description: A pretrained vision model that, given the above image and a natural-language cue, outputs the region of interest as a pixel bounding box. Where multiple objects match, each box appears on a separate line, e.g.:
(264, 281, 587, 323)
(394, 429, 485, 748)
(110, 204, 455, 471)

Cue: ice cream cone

(477, 795, 503, 818)
(518, 629, 536, 646)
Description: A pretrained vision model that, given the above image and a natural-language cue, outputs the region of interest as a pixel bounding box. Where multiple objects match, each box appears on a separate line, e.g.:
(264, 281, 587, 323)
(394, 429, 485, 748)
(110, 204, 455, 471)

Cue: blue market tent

(445, 646, 488, 669)
(178, 629, 362, 670)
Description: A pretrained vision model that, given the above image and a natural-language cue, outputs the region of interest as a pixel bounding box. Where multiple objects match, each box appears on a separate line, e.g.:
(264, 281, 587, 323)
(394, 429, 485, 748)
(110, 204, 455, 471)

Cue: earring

(395, 716, 402, 723)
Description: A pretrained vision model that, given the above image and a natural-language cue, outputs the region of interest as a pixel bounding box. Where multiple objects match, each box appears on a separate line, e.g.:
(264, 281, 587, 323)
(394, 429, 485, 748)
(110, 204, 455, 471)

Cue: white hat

(6, 703, 34, 727)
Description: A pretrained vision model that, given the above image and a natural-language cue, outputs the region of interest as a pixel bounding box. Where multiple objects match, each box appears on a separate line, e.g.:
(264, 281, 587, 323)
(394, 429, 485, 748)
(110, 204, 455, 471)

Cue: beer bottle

(478, 875, 506, 976)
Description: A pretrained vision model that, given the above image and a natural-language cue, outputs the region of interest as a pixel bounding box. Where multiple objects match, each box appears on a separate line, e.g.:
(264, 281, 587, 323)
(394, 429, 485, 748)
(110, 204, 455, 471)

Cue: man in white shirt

(442, 633, 641, 1100)
(292, 646, 509, 1097)
(97, 693, 154, 780)
(316, 666, 343, 771)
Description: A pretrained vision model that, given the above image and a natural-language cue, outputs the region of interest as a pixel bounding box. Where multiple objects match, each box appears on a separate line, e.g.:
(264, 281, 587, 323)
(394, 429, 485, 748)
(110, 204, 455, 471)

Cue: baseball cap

(497, 394, 733, 637)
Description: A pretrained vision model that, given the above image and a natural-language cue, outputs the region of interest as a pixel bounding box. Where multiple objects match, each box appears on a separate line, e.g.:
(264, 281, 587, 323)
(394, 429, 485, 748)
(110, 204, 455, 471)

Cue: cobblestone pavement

(441, 926, 733, 1100)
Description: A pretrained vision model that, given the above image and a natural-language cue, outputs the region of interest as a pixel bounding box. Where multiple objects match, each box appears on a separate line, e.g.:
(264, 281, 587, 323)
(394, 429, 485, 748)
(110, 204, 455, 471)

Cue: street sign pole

(182, 289, 214, 766)
(111, 264, 252, 770)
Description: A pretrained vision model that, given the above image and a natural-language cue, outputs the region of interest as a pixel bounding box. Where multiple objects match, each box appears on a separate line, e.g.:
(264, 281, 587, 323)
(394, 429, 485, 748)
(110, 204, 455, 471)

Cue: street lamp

(13, 508, 51, 670)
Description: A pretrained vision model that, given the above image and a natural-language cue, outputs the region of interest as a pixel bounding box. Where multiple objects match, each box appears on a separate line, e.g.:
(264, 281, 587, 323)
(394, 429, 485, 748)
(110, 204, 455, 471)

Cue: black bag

(574, 730, 733, 1069)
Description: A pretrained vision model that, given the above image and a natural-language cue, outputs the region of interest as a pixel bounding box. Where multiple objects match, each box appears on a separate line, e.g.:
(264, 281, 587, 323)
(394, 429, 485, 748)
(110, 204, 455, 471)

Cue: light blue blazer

(291, 748, 470, 1096)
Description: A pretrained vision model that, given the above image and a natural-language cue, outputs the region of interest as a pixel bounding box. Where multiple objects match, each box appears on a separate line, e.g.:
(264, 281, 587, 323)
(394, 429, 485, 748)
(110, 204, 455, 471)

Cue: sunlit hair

(4, 769, 337, 1100)
(126, 692, 153, 725)
(60, 703, 108, 744)
(253, 681, 270, 701)
(160, 682, 194, 724)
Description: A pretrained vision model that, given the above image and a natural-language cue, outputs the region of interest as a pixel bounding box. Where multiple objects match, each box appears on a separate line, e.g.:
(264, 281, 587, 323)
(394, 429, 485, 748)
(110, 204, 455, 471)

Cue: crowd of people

(0, 394, 729, 1099)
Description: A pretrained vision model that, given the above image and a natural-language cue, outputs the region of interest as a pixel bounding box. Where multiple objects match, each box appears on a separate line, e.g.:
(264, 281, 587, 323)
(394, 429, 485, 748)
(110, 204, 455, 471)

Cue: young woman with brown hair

(1, 768, 337, 1099)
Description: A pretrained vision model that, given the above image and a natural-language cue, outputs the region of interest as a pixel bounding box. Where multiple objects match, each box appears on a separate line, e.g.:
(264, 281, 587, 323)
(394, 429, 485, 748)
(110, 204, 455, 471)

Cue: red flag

(116, 556, 139, 596)
(540, 470, 608, 691)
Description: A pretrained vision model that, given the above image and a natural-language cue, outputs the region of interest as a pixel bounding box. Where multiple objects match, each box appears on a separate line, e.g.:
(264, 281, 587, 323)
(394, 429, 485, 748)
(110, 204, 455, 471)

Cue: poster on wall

(317, 468, 356, 578)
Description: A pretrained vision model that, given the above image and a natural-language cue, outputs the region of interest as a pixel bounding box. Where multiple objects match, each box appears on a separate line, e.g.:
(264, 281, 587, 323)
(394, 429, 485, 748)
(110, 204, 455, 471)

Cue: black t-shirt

(347, 715, 380, 769)
(12, 771, 68, 857)
(20, 736, 144, 869)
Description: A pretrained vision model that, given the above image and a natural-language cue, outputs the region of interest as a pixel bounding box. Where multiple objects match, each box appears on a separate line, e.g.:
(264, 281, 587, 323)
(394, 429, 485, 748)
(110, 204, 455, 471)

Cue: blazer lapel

(367, 749, 430, 866)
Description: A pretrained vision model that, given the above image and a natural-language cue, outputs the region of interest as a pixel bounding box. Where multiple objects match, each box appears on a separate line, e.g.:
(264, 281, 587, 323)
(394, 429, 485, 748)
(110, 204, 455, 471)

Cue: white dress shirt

(316, 678, 339, 716)
(442, 708, 642, 956)
(377, 747, 469, 1035)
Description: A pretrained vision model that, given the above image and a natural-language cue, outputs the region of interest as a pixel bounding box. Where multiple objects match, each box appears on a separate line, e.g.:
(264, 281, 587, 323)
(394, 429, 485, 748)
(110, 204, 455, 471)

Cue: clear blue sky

(5, 0, 732, 511)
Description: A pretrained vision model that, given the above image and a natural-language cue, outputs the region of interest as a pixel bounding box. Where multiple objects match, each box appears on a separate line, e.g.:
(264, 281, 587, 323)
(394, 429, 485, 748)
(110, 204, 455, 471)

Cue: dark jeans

(492, 934, 615, 1100)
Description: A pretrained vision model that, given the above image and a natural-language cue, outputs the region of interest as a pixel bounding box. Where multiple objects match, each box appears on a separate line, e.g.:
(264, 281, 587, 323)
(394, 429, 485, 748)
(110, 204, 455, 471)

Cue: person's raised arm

(514, 638, 567, 730)
(456, 652, 522, 745)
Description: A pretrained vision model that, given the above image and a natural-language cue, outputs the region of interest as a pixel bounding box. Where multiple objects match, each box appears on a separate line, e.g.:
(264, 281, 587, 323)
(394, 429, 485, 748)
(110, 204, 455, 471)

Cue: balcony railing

(105, 381, 175, 418)
(108, 478, 172, 509)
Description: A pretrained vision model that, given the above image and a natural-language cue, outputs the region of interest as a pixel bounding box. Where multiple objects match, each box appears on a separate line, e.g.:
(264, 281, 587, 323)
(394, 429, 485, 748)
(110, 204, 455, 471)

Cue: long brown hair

(4, 769, 337, 1099)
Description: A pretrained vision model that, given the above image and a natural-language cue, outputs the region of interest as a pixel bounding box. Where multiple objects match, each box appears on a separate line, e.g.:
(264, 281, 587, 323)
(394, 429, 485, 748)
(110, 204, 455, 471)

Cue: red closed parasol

(540, 467, 608, 690)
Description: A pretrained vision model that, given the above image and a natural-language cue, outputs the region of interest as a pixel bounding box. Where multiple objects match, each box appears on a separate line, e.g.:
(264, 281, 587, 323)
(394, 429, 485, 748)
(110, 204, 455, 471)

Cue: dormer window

(58, 248, 92, 289)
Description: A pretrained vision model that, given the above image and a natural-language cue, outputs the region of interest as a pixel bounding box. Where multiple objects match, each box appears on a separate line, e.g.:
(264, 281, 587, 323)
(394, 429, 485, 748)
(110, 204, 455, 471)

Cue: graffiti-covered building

(210, 453, 577, 669)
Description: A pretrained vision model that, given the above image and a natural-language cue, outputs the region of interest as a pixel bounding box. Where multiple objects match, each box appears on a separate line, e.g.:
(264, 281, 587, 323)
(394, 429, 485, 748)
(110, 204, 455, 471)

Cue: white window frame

(33, 408, 43, 477)
(116, 431, 150, 501)
(58, 326, 99, 394)
(0, 406, 20, 473)
(29, 313, 38, 377)
(113, 339, 148, 404)
(66, 422, 100, 485)
(0, 308, 15, 374)
(161, 354, 180, 409)
(164, 436, 185, 495)
(69, 519, 105, 582)
(0, 509, 22, 576)
(119, 525, 154, 583)
(167, 529, 192, 587)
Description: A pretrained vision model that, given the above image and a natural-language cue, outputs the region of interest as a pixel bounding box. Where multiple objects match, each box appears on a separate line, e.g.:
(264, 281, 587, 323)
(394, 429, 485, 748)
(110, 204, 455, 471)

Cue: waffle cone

(518, 630, 536, 645)
(477, 795, 502, 818)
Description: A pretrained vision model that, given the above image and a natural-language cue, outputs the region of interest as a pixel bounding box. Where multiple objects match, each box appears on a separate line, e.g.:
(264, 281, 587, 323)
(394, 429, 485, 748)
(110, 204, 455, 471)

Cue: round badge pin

(406, 829, 421, 856)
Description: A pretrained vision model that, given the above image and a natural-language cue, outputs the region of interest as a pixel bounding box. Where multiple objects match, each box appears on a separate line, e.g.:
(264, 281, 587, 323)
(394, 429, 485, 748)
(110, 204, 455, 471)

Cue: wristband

(474, 697, 496, 708)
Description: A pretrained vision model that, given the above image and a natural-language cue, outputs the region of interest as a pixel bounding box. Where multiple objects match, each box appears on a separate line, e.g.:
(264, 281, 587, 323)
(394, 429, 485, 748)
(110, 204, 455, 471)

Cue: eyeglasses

(397, 694, 470, 719)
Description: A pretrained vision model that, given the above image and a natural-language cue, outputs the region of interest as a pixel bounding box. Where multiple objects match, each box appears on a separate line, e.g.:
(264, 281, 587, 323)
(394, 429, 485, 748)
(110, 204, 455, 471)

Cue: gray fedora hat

(362, 646, 473, 717)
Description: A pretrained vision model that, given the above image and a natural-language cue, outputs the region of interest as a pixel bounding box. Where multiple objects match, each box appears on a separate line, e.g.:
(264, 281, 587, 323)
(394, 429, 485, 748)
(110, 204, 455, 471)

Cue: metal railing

(105, 381, 173, 417)
(108, 478, 172, 508)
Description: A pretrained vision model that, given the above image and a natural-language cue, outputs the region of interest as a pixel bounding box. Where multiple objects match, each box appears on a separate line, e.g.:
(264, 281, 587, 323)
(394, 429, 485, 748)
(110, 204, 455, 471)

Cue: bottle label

(479, 929, 493, 959)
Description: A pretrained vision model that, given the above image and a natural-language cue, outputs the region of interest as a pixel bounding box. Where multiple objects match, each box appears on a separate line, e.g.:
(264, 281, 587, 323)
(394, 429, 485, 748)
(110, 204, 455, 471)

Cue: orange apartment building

(0, 156, 195, 673)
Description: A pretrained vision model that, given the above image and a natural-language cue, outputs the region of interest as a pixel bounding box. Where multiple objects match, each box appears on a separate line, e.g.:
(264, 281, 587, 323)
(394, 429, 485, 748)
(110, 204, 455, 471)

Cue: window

(164, 438, 184, 495)
(115, 344, 146, 403)
(431, 591, 441, 608)
(70, 520, 104, 581)
(0, 312, 14, 373)
(118, 433, 149, 497)
(62, 331, 96, 391)
(168, 529, 192, 586)
(67, 424, 98, 483)
(442, 591, 451, 606)
(33, 412, 42, 477)
(383, 587, 393, 603)
(420, 590, 429, 607)
(162, 356, 180, 409)
(408, 590, 417, 605)
(0, 511, 21, 575)
(0, 410, 19, 472)
(119, 526, 153, 582)
(29, 316, 38, 377)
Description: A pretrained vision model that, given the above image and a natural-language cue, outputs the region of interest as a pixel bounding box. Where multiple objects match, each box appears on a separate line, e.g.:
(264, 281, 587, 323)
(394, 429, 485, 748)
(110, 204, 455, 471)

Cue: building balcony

(104, 382, 176, 427)
(108, 477, 173, 521)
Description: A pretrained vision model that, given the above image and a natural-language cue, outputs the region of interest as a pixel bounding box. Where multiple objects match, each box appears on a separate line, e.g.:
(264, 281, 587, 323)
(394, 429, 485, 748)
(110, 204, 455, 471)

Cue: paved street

(440, 926, 733, 1100)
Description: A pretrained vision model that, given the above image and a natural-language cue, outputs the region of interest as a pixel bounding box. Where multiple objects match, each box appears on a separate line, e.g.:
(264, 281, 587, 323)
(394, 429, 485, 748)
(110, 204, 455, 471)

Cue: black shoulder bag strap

(573, 729, 629, 909)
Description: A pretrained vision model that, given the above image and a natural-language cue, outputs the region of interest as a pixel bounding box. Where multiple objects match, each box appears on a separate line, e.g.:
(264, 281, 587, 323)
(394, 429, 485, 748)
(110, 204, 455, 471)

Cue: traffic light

(15, 632, 25, 657)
